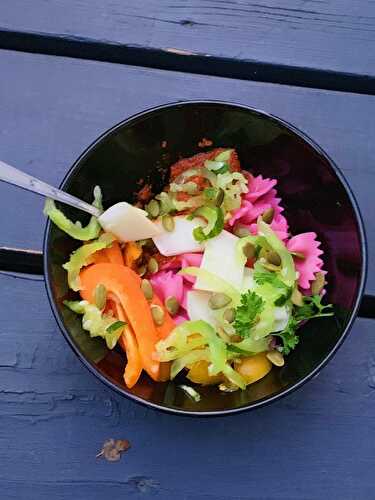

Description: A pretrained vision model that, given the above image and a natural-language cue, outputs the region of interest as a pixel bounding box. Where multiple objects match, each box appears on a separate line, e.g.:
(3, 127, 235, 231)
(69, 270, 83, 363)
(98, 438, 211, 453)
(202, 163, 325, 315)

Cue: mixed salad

(45, 148, 333, 396)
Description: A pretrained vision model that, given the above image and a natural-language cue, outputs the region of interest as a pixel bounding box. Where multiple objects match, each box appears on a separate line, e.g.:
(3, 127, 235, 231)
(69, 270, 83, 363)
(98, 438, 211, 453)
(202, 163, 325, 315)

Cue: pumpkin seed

(217, 327, 232, 343)
(147, 257, 159, 274)
(162, 214, 175, 232)
(146, 199, 160, 218)
(223, 307, 235, 323)
(165, 295, 180, 316)
(208, 292, 232, 310)
(137, 265, 147, 277)
(242, 242, 256, 259)
(291, 287, 304, 306)
(223, 323, 236, 336)
(291, 251, 306, 260)
(266, 350, 285, 367)
(141, 279, 153, 301)
(94, 284, 107, 310)
(233, 224, 251, 238)
(266, 250, 281, 266)
(263, 262, 280, 272)
(311, 271, 325, 295)
(151, 304, 165, 326)
(262, 207, 274, 224)
(214, 188, 225, 207)
(219, 383, 239, 393)
(258, 247, 269, 259)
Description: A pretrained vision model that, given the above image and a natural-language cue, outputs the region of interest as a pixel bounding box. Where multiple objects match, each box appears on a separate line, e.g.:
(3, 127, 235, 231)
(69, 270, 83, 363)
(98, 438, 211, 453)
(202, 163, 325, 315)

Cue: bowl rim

(43, 99, 368, 416)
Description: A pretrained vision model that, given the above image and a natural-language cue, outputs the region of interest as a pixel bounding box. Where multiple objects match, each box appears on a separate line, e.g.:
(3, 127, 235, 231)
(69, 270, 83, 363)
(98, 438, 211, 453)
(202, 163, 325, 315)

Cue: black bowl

(44, 101, 367, 416)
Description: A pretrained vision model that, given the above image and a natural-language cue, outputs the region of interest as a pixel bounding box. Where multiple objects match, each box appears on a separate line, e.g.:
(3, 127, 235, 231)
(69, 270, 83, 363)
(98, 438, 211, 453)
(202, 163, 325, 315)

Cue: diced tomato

(137, 184, 152, 202)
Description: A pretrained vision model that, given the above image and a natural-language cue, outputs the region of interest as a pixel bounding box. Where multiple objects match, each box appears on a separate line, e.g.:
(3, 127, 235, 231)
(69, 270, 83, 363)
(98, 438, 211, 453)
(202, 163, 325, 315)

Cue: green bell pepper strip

(170, 349, 210, 379)
(188, 206, 224, 242)
(62, 233, 114, 291)
(64, 300, 124, 349)
(257, 218, 296, 286)
(44, 186, 103, 241)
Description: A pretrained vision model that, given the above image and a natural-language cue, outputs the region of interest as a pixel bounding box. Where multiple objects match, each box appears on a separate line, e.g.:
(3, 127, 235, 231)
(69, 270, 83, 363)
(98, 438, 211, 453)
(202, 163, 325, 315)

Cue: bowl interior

(45, 102, 364, 414)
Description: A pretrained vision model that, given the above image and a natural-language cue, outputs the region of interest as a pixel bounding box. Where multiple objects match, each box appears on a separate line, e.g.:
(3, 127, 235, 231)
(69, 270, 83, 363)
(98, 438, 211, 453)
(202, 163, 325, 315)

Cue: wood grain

(0, 49, 374, 293)
(1, 271, 375, 500)
(1, 0, 375, 78)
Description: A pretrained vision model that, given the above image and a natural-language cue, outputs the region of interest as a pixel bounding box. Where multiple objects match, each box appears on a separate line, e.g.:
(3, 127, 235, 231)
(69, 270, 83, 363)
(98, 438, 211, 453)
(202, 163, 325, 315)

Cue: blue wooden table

(1, 3, 375, 499)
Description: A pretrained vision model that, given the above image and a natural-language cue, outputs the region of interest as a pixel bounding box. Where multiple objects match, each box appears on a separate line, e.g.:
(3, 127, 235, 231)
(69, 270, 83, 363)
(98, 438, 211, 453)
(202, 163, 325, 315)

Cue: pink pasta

(228, 173, 289, 240)
(287, 232, 324, 289)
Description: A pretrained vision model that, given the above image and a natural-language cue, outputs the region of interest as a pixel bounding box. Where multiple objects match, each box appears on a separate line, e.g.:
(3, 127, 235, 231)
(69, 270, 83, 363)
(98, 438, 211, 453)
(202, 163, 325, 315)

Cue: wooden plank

(1, 0, 375, 79)
(1, 271, 375, 500)
(0, 49, 374, 293)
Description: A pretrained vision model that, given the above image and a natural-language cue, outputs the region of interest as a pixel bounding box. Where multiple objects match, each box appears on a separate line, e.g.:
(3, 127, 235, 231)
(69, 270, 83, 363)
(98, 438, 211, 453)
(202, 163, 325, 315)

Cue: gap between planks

(0, 28, 374, 96)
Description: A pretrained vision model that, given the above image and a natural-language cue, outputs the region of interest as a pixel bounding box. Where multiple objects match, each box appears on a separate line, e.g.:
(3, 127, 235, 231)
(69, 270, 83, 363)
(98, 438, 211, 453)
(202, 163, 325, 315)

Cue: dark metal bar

(0, 247, 44, 275)
(0, 28, 374, 95)
(358, 295, 375, 319)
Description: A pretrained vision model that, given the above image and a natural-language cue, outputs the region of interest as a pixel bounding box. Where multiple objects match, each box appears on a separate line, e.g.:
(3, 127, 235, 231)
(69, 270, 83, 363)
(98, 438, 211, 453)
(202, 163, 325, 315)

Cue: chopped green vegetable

(64, 300, 124, 349)
(214, 149, 233, 162)
(156, 320, 247, 389)
(233, 290, 265, 338)
(44, 186, 103, 240)
(171, 349, 210, 379)
(205, 160, 229, 175)
(227, 344, 254, 355)
(62, 233, 114, 291)
(188, 206, 224, 242)
(106, 320, 126, 333)
(234, 335, 270, 354)
(215, 171, 248, 212)
(155, 192, 176, 214)
(254, 269, 292, 306)
(203, 187, 218, 201)
(174, 167, 217, 186)
(170, 181, 198, 194)
(257, 219, 296, 286)
(178, 384, 201, 402)
(172, 195, 206, 212)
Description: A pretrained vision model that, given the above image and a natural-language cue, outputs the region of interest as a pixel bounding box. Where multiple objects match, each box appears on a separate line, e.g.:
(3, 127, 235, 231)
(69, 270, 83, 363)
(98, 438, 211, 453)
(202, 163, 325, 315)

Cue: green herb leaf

(233, 291, 265, 338)
(295, 295, 334, 322)
(274, 295, 334, 355)
(106, 320, 126, 333)
(274, 317, 300, 355)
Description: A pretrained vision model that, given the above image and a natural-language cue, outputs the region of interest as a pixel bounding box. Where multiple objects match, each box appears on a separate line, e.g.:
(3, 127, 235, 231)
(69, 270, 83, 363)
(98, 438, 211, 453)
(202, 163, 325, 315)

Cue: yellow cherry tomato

(234, 352, 272, 385)
(186, 360, 223, 386)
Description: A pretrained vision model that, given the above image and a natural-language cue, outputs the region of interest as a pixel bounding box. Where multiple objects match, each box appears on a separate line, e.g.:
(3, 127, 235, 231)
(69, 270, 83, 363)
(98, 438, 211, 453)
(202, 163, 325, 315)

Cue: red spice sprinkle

(198, 138, 213, 148)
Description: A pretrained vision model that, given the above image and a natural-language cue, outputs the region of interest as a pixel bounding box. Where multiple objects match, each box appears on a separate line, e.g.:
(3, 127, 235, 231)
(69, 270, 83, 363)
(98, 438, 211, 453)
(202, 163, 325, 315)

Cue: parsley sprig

(233, 290, 264, 338)
(275, 295, 334, 354)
